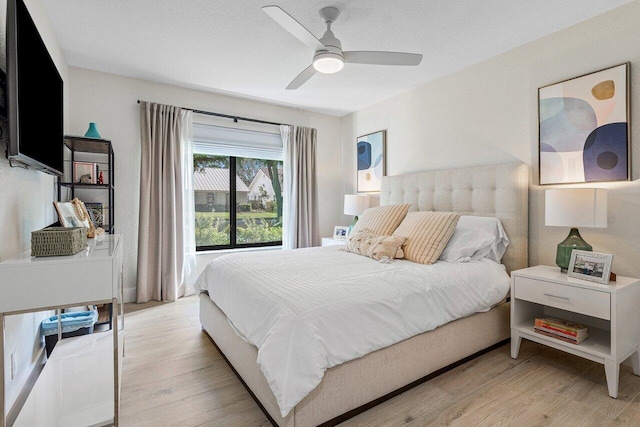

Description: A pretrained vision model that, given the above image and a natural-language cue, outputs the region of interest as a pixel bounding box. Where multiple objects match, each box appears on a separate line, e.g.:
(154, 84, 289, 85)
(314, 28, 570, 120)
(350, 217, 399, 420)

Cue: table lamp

(344, 194, 370, 229)
(545, 188, 607, 272)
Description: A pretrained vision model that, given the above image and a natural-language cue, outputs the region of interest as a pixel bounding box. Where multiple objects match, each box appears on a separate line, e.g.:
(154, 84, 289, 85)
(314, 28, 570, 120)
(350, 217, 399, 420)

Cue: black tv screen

(6, 0, 64, 176)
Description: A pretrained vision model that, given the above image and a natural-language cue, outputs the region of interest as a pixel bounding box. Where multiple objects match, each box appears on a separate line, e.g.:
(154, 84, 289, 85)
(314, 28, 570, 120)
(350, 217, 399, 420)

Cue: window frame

(195, 155, 283, 252)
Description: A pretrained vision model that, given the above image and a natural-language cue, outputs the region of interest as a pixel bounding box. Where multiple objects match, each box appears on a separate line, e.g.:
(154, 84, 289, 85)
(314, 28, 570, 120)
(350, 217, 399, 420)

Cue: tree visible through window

(193, 153, 283, 249)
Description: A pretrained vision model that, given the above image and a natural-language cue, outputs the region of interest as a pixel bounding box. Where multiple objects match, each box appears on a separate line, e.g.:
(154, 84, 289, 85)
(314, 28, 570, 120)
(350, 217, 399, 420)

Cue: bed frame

(199, 163, 529, 426)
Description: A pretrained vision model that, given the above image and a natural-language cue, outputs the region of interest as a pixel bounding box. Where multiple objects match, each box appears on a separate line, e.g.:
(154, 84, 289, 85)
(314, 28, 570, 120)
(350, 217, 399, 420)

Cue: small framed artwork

(84, 202, 104, 228)
(539, 63, 630, 185)
(357, 130, 386, 192)
(73, 161, 97, 184)
(333, 226, 350, 240)
(567, 250, 613, 284)
(54, 200, 93, 230)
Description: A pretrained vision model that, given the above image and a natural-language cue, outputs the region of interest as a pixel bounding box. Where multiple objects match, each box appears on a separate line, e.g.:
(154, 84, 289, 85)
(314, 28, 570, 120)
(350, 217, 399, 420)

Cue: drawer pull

(543, 293, 570, 301)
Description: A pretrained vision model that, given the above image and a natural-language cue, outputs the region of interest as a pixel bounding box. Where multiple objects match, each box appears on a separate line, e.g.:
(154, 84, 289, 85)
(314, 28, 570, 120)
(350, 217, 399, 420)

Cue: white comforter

(194, 246, 510, 417)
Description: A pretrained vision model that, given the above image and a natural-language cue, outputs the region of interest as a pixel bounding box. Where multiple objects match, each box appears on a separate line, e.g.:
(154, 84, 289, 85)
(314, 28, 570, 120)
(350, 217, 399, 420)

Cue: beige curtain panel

(282, 125, 319, 249)
(137, 101, 192, 303)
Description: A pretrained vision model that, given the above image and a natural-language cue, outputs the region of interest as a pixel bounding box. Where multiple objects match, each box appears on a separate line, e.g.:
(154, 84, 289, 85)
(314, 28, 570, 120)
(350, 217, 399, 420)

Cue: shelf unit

(58, 135, 115, 330)
(58, 135, 115, 234)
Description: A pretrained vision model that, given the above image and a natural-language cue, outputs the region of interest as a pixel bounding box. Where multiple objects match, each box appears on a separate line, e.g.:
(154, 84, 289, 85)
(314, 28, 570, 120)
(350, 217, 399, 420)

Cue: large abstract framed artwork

(539, 63, 630, 185)
(357, 130, 386, 192)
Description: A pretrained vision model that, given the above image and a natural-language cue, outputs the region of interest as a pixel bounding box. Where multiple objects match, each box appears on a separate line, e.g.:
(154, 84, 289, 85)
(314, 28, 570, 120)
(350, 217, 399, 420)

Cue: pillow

(343, 231, 407, 261)
(392, 211, 460, 265)
(350, 203, 411, 236)
(455, 216, 510, 263)
(439, 227, 497, 263)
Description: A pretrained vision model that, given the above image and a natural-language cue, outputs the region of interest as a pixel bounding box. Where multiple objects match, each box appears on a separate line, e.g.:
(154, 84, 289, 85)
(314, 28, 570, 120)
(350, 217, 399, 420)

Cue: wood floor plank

(121, 297, 640, 426)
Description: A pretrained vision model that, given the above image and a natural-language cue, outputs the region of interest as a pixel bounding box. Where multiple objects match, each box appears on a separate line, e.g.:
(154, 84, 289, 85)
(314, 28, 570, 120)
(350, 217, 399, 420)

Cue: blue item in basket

(41, 310, 98, 336)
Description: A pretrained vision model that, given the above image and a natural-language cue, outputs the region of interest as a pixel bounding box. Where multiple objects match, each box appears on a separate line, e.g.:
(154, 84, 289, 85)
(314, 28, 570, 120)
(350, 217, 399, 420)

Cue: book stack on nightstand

(534, 317, 589, 344)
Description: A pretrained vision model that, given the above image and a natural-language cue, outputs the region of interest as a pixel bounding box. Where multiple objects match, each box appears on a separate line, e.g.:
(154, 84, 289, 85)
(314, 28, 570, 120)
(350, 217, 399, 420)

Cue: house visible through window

(192, 123, 283, 250)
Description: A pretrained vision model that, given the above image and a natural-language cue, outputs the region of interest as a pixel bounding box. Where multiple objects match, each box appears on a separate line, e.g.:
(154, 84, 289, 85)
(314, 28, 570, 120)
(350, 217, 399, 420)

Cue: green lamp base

(348, 215, 359, 235)
(556, 227, 592, 273)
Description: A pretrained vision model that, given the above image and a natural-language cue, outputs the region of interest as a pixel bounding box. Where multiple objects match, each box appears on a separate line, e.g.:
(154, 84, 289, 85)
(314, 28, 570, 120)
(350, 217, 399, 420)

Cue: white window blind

(192, 123, 283, 161)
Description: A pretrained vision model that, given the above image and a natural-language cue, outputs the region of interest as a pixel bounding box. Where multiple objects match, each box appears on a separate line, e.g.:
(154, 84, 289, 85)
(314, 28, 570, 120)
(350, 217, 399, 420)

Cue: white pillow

(439, 216, 510, 263)
(439, 227, 496, 263)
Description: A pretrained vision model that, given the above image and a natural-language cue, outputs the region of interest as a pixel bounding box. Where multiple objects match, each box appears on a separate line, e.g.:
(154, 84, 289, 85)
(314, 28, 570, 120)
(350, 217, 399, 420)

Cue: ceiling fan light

(313, 52, 344, 74)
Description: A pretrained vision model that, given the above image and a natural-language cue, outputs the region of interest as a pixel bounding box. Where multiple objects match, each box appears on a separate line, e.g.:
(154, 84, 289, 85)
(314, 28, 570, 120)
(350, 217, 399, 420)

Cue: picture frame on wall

(538, 63, 630, 185)
(357, 130, 386, 192)
(567, 250, 614, 284)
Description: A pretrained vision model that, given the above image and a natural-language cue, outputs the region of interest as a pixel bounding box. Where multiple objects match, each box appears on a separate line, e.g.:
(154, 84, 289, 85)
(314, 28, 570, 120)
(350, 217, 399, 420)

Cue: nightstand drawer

(514, 276, 610, 320)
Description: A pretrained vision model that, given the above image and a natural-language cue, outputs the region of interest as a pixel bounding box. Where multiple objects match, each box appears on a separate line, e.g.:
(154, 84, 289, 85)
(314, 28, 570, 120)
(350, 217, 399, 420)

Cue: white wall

(341, 1, 640, 278)
(0, 0, 68, 415)
(67, 68, 343, 302)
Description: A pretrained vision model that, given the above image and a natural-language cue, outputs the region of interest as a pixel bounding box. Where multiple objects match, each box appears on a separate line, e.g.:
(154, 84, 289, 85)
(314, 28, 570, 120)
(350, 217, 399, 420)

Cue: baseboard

(7, 346, 46, 426)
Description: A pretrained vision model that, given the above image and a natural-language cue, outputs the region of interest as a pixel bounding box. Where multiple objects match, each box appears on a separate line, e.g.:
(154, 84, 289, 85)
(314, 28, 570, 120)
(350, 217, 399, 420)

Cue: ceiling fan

(262, 5, 423, 90)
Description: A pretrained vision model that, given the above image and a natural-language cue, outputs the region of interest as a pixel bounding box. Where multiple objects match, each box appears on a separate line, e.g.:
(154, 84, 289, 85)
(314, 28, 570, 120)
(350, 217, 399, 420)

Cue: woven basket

(31, 227, 87, 257)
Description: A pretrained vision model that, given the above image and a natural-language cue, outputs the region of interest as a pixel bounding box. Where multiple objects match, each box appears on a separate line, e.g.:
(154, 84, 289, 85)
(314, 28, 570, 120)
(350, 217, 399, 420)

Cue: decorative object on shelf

(85, 202, 104, 228)
(357, 130, 386, 192)
(84, 122, 102, 138)
(344, 194, 370, 231)
(567, 250, 614, 284)
(73, 161, 97, 183)
(98, 170, 104, 184)
(545, 188, 607, 272)
(54, 198, 97, 238)
(30, 226, 87, 257)
(539, 63, 630, 185)
(333, 226, 350, 241)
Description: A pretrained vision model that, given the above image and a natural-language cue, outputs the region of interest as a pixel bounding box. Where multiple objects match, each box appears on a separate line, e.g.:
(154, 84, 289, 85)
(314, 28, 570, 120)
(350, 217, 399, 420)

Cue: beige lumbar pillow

(350, 203, 411, 237)
(343, 231, 407, 261)
(393, 211, 460, 265)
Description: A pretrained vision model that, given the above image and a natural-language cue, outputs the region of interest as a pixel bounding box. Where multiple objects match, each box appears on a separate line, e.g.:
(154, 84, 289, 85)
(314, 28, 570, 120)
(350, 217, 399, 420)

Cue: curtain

(137, 101, 195, 302)
(281, 125, 319, 249)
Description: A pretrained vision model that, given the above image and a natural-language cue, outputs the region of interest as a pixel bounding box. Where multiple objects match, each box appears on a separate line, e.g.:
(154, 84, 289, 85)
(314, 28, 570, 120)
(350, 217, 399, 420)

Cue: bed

(196, 163, 529, 426)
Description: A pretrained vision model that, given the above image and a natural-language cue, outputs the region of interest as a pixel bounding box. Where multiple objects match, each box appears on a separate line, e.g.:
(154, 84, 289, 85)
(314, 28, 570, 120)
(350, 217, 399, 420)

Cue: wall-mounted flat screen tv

(6, 0, 64, 176)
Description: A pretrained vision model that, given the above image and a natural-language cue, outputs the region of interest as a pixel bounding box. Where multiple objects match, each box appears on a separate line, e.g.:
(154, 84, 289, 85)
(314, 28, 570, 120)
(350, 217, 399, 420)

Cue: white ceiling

(42, 0, 632, 116)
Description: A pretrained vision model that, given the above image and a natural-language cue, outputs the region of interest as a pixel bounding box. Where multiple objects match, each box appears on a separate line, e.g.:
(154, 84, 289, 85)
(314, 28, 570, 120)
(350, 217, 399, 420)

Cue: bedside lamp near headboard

(545, 188, 607, 272)
(344, 194, 370, 229)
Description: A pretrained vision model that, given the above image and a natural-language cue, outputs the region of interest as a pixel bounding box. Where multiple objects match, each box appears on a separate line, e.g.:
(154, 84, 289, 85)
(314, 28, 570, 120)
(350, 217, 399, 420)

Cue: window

(192, 123, 283, 250)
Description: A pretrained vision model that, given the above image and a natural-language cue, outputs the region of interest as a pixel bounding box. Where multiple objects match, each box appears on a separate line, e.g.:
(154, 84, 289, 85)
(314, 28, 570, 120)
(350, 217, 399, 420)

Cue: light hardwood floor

(121, 296, 640, 426)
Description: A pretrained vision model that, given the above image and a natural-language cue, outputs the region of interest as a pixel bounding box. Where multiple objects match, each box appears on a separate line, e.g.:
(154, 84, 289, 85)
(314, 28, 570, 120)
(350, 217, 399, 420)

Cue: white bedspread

(194, 246, 510, 417)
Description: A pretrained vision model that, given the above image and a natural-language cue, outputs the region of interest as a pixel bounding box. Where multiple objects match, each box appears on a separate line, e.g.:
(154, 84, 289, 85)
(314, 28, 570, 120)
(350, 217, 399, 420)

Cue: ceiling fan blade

(344, 51, 423, 66)
(286, 65, 317, 90)
(262, 5, 324, 51)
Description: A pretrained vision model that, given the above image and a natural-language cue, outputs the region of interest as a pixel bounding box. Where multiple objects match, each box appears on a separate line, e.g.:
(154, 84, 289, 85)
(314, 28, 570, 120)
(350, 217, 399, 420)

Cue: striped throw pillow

(350, 204, 411, 236)
(393, 212, 460, 265)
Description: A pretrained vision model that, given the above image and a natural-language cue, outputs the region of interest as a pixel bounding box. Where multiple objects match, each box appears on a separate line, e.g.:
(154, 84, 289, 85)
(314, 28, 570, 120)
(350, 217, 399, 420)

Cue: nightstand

(510, 265, 640, 398)
(322, 237, 347, 247)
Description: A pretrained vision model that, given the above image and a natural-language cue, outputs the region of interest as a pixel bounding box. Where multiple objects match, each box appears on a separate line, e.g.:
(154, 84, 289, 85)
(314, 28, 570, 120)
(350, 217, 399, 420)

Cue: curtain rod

(137, 100, 290, 127)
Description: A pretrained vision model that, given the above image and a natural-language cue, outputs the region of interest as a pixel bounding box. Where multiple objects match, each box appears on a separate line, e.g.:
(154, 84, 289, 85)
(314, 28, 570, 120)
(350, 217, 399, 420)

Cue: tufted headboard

(380, 163, 529, 274)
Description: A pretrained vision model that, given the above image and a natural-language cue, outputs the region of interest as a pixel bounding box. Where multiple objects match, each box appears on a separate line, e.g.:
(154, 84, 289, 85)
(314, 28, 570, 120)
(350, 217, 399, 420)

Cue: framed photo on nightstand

(567, 250, 613, 284)
(333, 226, 350, 240)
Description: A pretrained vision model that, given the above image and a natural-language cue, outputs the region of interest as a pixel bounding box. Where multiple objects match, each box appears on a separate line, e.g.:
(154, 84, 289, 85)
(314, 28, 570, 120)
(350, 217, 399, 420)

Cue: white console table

(0, 235, 123, 427)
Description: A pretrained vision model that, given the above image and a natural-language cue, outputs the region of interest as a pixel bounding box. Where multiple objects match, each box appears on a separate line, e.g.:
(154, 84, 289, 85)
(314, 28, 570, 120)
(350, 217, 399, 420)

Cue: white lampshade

(545, 188, 607, 228)
(344, 194, 370, 216)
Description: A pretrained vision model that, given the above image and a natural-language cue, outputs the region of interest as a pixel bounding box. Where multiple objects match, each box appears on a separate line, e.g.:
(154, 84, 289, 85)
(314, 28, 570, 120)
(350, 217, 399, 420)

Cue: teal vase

(84, 122, 102, 138)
